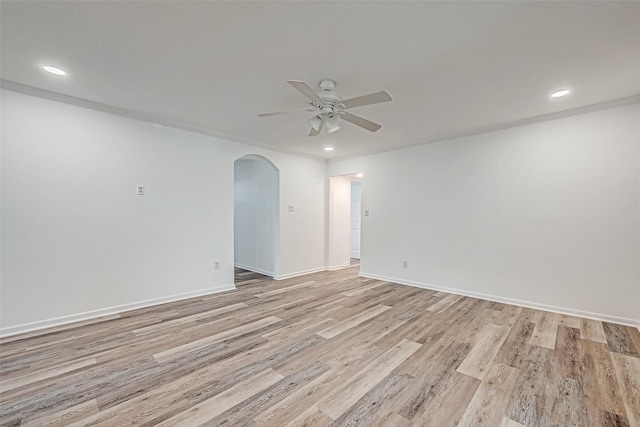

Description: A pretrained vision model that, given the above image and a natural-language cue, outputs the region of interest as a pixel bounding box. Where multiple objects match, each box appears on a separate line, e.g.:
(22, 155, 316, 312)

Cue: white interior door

(350, 181, 362, 259)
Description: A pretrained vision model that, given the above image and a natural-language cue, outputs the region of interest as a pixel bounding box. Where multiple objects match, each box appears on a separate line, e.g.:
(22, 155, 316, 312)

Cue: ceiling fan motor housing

(317, 80, 342, 111)
(319, 79, 336, 91)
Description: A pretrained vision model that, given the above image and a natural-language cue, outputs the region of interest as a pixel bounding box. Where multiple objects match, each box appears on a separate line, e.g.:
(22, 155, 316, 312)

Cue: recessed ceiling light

(356, 173, 363, 178)
(551, 89, 570, 98)
(324, 147, 334, 151)
(43, 66, 66, 76)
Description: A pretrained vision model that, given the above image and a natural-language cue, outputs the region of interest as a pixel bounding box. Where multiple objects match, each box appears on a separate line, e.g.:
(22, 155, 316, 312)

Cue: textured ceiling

(2, 1, 639, 160)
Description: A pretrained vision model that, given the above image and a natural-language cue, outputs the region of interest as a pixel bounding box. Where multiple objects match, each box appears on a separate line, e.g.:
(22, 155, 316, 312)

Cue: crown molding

(3, 80, 637, 165)
(0, 80, 327, 163)
(330, 94, 640, 162)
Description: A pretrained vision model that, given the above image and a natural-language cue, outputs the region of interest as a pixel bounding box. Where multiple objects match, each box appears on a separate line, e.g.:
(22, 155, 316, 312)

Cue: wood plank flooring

(1, 267, 639, 426)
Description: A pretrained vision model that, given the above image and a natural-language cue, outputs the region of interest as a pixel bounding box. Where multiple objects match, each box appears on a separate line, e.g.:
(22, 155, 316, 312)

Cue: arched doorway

(233, 155, 279, 281)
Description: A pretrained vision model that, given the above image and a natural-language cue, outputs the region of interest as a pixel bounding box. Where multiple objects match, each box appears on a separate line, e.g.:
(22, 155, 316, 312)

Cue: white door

(350, 181, 362, 259)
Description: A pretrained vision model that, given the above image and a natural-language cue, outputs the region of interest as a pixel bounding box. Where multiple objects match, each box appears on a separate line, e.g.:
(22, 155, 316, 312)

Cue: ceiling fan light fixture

(308, 116, 323, 131)
(327, 115, 341, 133)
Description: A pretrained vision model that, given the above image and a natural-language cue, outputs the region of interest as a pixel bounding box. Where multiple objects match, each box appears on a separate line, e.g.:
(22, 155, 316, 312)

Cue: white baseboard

(234, 263, 275, 278)
(275, 266, 326, 280)
(327, 262, 351, 271)
(0, 284, 236, 338)
(360, 271, 640, 329)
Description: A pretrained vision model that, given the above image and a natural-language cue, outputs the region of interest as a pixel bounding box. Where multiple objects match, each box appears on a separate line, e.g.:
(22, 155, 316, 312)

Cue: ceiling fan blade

(340, 91, 392, 109)
(287, 80, 325, 105)
(308, 115, 327, 136)
(258, 107, 314, 117)
(340, 111, 382, 132)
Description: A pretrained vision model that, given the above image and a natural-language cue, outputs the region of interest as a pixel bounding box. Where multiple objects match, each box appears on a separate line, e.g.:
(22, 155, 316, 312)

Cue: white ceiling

(2, 1, 639, 160)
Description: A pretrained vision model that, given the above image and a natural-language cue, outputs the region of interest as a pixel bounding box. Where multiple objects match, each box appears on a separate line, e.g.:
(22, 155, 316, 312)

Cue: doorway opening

(233, 155, 279, 284)
(350, 180, 362, 267)
(328, 173, 362, 271)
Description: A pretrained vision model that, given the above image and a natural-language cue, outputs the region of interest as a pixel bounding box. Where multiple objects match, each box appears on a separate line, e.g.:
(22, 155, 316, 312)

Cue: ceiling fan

(259, 80, 392, 136)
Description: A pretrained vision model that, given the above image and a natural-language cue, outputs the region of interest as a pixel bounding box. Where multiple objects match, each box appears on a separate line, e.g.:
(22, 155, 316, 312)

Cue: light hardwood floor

(1, 267, 639, 426)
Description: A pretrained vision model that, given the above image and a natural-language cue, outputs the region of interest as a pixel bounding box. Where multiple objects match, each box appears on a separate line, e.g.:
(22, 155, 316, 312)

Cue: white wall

(277, 154, 327, 279)
(330, 103, 640, 325)
(0, 89, 327, 333)
(234, 156, 278, 276)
